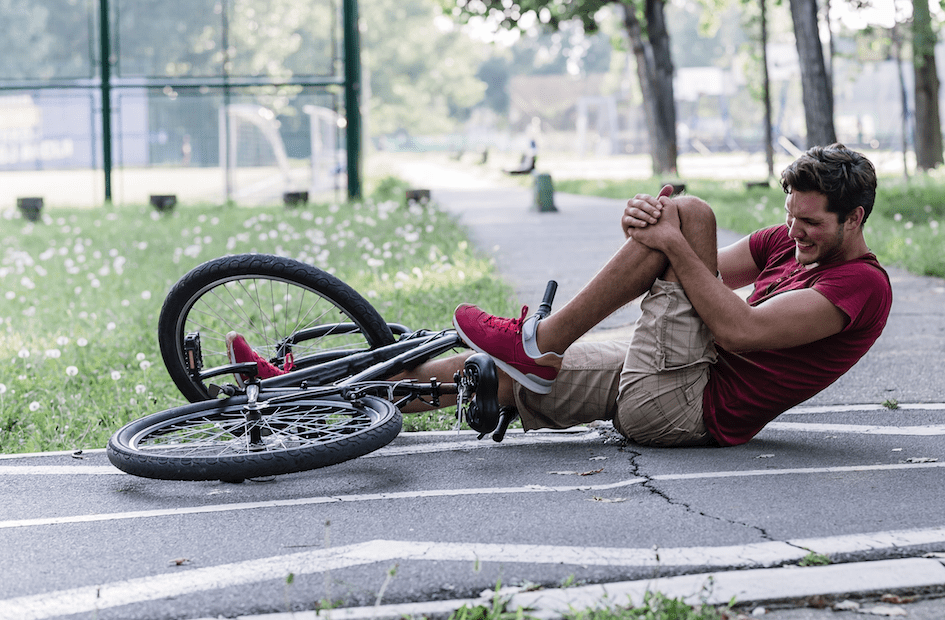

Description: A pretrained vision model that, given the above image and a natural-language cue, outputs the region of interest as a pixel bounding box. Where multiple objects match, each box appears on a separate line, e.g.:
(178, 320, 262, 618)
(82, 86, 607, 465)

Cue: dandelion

(17, 348, 29, 359)
(135, 384, 147, 394)
(29, 401, 41, 412)
(141, 290, 152, 300)
(5, 291, 14, 300)
(139, 360, 152, 371)
(111, 370, 121, 381)
(45, 349, 61, 359)
(56, 336, 69, 346)
(106, 322, 116, 331)
(136, 353, 146, 361)
(0, 384, 6, 394)
(77, 338, 88, 347)
(66, 366, 79, 376)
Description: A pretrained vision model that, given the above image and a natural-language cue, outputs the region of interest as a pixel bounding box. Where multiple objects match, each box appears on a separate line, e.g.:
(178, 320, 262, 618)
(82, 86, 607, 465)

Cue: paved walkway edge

(214, 557, 945, 620)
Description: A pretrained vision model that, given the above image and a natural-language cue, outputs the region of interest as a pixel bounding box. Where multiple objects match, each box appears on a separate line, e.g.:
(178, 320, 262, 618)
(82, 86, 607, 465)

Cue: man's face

(784, 190, 845, 265)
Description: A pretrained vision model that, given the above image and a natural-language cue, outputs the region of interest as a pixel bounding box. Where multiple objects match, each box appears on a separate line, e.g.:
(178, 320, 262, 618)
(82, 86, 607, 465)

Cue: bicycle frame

(193, 326, 468, 402)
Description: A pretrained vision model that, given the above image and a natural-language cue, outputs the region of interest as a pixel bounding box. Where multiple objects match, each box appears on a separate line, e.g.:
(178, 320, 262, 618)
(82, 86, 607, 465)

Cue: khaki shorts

(513, 279, 718, 447)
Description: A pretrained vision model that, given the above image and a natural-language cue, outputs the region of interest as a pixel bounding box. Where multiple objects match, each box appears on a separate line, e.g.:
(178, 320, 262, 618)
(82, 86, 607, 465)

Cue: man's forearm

(661, 232, 752, 350)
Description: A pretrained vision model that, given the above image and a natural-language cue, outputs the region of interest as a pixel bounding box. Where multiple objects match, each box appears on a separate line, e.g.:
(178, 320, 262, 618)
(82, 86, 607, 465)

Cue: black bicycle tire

(158, 254, 396, 402)
(107, 393, 401, 481)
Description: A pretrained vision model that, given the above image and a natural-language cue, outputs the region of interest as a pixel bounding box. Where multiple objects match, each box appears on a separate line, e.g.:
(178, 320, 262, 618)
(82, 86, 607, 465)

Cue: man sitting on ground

(229, 143, 892, 447)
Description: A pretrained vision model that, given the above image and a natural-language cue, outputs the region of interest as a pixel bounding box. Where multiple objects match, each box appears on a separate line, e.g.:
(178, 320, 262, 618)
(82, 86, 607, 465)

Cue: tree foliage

(361, 0, 488, 135)
(445, 0, 679, 174)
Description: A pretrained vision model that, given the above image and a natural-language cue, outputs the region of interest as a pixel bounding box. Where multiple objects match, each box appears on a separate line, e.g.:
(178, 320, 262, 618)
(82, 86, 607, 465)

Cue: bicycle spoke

(133, 400, 375, 458)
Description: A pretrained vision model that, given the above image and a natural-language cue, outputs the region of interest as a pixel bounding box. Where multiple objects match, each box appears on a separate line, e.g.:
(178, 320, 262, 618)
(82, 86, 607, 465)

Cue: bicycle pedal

(183, 332, 203, 377)
(457, 353, 500, 435)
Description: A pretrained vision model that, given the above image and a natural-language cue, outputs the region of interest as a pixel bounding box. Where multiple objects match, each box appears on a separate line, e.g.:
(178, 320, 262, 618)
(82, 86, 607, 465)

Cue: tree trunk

(912, 0, 943, 170)
(760, 0, 775, 179)
(892, 19, 911, 178)
(621, 0, 677, 175)
(788, 0, 836, 148)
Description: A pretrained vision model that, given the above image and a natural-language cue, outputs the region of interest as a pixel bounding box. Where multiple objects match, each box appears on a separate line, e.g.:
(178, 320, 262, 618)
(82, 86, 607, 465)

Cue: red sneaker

(452, 305, 559, 394)
(225, 332, 293, 387)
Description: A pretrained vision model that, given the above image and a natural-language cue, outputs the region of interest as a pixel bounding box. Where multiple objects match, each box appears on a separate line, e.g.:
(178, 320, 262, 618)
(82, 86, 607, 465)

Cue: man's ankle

(529, 321, 565, 367)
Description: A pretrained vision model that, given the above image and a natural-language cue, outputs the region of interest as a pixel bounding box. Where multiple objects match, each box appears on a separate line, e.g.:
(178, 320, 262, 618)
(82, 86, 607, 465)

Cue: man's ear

(845, 205, 866, 229)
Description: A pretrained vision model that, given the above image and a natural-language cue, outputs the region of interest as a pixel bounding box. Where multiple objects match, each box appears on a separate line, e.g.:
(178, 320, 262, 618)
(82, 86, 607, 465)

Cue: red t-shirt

(702, 224, 893, 446)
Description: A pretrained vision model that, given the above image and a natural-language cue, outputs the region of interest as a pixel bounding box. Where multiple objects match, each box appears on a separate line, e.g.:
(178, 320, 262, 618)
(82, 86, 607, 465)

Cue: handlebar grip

(536, 280, 558, 319)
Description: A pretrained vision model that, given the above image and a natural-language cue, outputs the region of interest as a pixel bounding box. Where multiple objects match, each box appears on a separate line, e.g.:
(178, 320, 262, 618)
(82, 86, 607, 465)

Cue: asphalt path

(2, 180, 945, 619)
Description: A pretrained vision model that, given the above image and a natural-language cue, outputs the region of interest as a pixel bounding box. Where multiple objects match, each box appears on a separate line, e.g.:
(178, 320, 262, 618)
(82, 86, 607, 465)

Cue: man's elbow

(713, 329, 758, 354)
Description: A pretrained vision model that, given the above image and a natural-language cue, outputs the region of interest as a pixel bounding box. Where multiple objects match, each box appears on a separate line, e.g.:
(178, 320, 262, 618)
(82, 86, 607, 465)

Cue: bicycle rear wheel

(159, 254, 396, 402)
(107, 392, 401, 481)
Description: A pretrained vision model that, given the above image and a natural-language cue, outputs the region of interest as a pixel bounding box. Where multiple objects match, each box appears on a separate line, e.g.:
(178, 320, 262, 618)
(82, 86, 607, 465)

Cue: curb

(196, 557, 945, 619)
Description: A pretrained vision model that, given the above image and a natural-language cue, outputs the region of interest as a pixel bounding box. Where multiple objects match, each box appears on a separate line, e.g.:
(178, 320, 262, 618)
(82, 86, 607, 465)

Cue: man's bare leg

(534, 195, 718, 364)
(389, 351, 517, 413)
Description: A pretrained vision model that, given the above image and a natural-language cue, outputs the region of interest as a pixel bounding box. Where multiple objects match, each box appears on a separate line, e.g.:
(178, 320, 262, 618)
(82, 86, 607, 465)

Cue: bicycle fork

(242, 382, 267, 451)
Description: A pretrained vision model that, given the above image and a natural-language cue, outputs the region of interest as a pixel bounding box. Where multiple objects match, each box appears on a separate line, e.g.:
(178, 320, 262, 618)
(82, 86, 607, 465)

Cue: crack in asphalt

(622, 446, 817, 562)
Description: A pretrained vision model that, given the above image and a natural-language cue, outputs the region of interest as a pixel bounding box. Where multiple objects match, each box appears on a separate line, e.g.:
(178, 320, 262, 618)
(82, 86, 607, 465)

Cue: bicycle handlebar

(536, 280, 557, 319)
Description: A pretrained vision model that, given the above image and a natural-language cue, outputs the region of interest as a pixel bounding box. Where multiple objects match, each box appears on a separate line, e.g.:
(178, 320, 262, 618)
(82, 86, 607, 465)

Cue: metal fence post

(99, 0, 112, 203)
(343, 0, 362, 201)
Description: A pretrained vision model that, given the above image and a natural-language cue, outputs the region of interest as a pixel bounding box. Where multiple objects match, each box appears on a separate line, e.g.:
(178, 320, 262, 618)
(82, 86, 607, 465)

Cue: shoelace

(483, 306, 529, 334)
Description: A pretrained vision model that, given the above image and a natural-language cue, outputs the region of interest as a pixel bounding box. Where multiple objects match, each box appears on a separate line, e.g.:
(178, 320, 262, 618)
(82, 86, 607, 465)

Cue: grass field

(0, 177, 516, 454)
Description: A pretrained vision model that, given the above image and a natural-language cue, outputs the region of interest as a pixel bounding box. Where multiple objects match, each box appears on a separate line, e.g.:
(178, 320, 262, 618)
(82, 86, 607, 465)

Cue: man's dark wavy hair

(780, 143, 877, 225)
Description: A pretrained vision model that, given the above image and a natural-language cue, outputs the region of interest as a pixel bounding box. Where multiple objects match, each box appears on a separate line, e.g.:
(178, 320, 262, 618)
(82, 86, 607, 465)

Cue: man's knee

(673, 195, 718, 273)
(675, 195, 717, 234)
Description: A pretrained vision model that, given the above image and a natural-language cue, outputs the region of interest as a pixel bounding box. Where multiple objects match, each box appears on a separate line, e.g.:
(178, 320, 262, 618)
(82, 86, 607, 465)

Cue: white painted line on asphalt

(767, 421, 945, 435)
(4, 529, 945, 620)
(0, 478, 644, 530)
(365, 431, 601, 457)
(0, 404, 943, 463)
(0, 465, 123, 475)
(0, 421, 941, 478)
(0, 448, 107, 460)
(784, 403, 945, 414)
(2, 461, 944, 530)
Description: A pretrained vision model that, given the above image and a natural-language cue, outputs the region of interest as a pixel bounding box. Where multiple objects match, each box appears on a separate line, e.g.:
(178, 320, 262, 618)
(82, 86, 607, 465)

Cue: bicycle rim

(107, 394, 401, 481)
(159, 255, 395, 401)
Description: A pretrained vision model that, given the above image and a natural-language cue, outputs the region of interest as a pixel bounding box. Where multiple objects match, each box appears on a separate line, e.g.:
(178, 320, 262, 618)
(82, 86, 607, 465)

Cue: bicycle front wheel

(107, 393, 401, 481)
(159, 254, 396, 402)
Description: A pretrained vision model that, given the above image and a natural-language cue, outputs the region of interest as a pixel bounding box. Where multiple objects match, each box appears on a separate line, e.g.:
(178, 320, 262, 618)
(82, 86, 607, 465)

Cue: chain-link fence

(0, 0, 357, 208)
